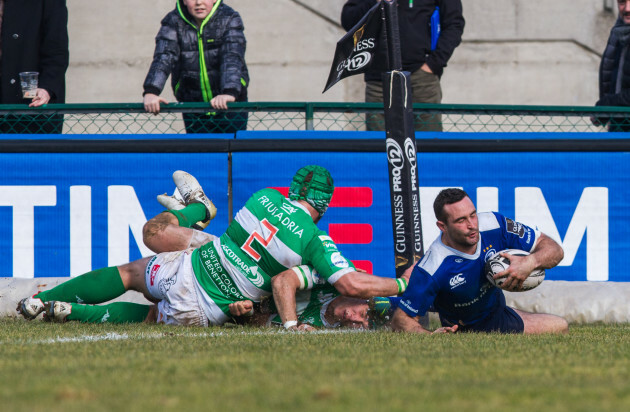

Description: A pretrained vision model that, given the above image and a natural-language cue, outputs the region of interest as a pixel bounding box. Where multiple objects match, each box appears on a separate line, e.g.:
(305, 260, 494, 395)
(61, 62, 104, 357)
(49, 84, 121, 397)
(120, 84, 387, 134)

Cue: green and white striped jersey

(192, 188, 355, 314)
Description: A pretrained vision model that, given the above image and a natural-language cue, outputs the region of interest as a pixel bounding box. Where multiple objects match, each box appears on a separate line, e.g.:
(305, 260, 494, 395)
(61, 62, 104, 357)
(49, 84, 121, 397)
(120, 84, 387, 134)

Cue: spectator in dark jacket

(341, 0, 464, 132)
(595, 1, 630, 132)
(0, 0, 69, 134)
(143, 0, 249, 134)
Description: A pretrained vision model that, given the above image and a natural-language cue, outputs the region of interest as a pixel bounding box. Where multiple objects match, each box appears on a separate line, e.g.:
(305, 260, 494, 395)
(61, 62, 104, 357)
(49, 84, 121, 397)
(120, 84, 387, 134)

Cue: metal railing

(1, 102, 630, 134)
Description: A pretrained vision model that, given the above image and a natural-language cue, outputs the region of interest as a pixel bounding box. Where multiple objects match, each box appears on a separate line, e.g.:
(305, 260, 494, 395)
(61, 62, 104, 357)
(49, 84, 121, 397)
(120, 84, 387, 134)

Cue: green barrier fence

(1, 102, 630, 134)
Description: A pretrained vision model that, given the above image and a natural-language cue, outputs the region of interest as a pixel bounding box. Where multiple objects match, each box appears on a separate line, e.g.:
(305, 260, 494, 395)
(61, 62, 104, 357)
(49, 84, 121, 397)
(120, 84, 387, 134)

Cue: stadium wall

(66, 1, 615, 106)
(1, 130, 628, 323)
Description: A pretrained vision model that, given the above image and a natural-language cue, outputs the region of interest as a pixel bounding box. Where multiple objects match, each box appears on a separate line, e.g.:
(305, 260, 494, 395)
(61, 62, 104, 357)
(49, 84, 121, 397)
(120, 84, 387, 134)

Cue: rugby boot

(172, 170, 217, 230)
(16, 295, 45, 320)
(43, 301, 72, 323)
(157, 193, 208, 231)
(157, 193, 185, 210)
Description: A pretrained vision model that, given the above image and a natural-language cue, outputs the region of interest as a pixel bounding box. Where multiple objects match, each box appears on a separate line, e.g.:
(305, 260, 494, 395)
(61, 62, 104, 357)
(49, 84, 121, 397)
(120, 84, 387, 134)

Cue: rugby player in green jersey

(17, 166, 409, 326)
(229, 267, 396, 331)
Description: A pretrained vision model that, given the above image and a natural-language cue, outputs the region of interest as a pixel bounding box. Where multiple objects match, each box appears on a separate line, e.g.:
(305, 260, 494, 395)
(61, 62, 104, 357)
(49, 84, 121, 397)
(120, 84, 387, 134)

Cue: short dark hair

(433, 188, 469, 222)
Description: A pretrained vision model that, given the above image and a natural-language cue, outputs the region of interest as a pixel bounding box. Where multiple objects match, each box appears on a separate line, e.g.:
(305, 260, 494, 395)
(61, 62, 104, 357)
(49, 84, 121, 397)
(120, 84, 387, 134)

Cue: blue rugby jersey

(398, 212, 540, 326)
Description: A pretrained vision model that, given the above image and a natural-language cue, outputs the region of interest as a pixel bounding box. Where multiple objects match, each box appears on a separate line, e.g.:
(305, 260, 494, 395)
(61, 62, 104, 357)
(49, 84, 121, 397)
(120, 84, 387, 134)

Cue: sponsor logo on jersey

(453, 283, 493, 308)
(330, 252, 350, 268)
(158, 274, 177, 297)
(319, 235, 338, 251)
(505, 218, 526, 238)
(399, 299, 418, 315)
(221, 244, 266, 288)
(256, 195, 305, 238)
(449, 273, 466, 289)
(455, 258, 463, 263)
(149, 264, 160, 286)
(484, 249, 497, 262)
(248, 267, 265, 288)
(199, 246, 246, 300)
(280, 203, 298, 214)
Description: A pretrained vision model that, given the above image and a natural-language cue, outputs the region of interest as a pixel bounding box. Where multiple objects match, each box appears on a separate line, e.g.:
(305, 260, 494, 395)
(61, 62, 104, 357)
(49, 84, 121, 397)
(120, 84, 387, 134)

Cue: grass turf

(1, 319, 629, 411)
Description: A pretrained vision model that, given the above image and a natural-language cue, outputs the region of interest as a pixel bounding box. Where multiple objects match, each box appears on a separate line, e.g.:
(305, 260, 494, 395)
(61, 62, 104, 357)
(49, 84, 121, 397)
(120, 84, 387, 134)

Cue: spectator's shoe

(157, 193, 185, 210)
(172, 171, 217, 230)
(43, 301, 72, 323)
(16, 295, 45, 320)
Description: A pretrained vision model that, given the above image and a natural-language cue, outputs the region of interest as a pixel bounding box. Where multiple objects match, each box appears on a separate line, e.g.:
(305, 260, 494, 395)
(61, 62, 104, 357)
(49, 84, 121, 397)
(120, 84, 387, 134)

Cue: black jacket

(341, 0, 464, 81)
(598, 17, 630, 107)
(143, 0, 249, 103)
(0, 0, 69, 104)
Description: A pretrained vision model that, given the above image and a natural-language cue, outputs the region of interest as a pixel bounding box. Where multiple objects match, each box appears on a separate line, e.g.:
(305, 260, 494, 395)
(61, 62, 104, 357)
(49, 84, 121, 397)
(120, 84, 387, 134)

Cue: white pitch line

(0, 327, 371, 346)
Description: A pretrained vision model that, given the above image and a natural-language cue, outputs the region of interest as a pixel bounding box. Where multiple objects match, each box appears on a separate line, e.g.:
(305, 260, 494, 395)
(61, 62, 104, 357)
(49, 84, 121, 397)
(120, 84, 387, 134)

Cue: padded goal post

(382, 0, 425, 276)
(382, 0, 428, 327)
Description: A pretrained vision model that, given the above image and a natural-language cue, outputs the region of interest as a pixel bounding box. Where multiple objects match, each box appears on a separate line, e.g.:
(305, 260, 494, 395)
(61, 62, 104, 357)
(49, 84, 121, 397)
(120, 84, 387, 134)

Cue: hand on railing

(143, 93, 169, 115)
(28, 89, 51, 107)
(210, 94, 235, 110)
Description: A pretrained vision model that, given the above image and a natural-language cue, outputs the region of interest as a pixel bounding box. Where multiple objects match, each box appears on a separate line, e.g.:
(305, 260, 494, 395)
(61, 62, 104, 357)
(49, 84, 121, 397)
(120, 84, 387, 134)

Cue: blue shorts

(440, 294, 524, 334)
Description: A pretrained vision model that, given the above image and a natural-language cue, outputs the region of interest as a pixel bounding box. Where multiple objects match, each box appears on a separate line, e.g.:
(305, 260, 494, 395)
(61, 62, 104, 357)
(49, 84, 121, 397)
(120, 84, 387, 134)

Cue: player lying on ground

(265, 259, 412, 331)
(228, 266, 399, 330)
(391, 188, 569, 335)
(17, 167, 409, 326)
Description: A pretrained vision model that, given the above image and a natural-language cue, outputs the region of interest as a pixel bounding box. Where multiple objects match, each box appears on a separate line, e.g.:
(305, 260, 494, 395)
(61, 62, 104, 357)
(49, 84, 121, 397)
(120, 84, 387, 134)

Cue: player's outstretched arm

(333, 270, 408, 299)
(391, 308, 430, 333)
(270, 269, 301, 330)
(391, 308, 457, 334)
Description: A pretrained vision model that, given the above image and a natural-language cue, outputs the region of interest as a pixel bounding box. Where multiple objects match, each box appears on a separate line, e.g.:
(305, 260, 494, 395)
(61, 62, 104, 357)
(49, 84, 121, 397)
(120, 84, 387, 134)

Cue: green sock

(35, 266, 126, 304)
(168, 203, 207, 228)
(67, 302, 151, 324)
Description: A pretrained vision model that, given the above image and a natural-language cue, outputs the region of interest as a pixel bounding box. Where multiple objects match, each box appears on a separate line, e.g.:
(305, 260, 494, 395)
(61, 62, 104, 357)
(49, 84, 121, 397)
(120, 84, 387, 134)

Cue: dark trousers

(365, 68, 443, 132)
(0, 114, 64, 134)
(183, 111, 248, 134)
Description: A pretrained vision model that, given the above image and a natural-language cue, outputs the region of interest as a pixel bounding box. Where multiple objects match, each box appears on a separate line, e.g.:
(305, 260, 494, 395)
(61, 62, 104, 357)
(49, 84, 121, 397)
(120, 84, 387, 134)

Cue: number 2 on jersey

(242, 219, 279, 261)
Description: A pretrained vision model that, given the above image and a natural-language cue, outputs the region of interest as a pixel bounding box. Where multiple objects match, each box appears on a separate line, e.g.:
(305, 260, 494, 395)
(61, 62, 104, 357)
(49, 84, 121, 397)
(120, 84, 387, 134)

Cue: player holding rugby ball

(392, 188, 568, 335)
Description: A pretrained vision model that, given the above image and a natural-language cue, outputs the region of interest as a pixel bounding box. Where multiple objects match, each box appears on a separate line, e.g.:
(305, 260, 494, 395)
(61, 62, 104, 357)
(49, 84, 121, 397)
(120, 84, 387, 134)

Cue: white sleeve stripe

(292, 265, 313, 290)
(327, 268, 355, 285)
(529, 228, 542, 252)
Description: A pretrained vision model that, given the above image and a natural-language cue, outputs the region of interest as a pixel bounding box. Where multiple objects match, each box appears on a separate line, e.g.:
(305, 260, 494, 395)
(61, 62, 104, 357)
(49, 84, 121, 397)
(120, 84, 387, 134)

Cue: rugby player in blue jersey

(391, 188, 569, 334)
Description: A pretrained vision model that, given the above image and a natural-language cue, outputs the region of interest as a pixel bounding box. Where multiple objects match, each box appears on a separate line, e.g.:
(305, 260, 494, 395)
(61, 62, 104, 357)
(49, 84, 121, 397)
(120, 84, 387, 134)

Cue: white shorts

(189, 230, 216, 249)
(145, 249, 229, 327)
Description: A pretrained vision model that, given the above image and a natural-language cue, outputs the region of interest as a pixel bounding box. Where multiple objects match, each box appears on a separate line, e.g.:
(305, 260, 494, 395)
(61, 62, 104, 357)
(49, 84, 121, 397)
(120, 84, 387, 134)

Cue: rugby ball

(484, 249, 545, 291)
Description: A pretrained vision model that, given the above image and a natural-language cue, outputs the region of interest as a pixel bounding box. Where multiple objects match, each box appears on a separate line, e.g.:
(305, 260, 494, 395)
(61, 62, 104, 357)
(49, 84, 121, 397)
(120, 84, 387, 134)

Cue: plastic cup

(19, 72, 39, 99)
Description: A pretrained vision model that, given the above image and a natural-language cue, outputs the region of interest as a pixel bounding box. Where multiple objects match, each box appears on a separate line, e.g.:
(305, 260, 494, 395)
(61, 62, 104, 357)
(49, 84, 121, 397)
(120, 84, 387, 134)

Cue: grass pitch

(1, 319, 629, 412)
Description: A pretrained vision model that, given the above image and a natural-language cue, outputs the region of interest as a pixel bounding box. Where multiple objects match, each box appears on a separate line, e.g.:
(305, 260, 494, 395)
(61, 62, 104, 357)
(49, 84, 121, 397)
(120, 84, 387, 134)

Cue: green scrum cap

(289, 165, 334, 217)
(367, 297, 394, 329)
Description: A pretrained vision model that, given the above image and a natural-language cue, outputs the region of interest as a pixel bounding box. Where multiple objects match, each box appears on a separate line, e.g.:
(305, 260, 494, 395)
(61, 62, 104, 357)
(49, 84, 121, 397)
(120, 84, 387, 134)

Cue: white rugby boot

(157, 193, 208, 231)
(16, 295, 45, 320)
(157, 193, 185, 210)
(172, 170, 217, 230)
(43, 301, 72, 323)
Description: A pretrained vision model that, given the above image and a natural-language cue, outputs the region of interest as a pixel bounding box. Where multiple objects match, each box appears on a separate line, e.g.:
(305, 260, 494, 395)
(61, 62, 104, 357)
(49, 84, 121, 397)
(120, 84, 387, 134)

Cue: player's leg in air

(144, 170, 218, 253)
(17, 171, 218, 324)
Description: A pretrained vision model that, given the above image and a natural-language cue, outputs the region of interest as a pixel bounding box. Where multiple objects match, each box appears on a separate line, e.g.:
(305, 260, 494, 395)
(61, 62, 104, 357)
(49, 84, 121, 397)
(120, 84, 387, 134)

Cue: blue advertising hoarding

(0, 132, 625, 282)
